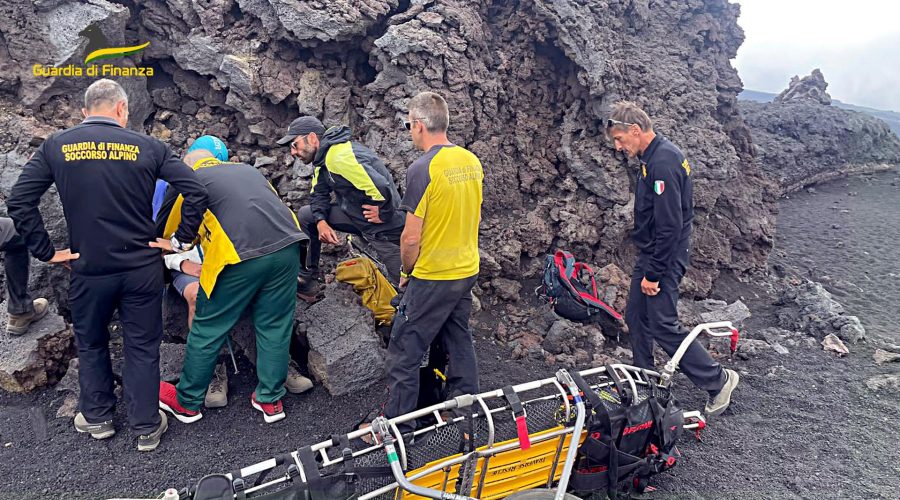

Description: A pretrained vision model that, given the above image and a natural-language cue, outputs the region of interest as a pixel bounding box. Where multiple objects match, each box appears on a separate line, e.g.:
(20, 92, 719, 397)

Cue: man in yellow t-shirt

(382, 91, 484, 431)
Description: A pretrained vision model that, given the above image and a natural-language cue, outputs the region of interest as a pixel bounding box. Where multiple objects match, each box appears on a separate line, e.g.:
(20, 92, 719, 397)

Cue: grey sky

(733, 0, 900, 111)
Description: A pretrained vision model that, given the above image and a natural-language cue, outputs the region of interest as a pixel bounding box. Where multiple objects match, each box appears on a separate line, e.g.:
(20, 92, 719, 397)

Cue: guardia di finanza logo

(33, 30, 154, 78)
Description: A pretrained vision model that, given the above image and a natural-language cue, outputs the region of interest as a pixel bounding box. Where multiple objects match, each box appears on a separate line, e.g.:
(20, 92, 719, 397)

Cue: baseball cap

(276, 116, 326, 146)
(187, 135, 228, 161)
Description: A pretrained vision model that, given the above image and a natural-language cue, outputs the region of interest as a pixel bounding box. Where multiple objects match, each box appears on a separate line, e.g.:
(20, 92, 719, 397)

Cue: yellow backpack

(335, 256, 397, 325)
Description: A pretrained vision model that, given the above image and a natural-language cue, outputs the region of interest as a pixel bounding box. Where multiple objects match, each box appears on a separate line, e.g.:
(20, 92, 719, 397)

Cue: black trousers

(0, 217, 33, 315)
(384, 275, 479, 432)
(625, 248, 725, 394)
(69, 262, 164, 433)
(297, 204, 402, 284)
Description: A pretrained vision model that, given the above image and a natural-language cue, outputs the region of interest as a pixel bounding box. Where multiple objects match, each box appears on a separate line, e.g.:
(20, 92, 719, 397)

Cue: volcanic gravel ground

(772, 169, 900, 343)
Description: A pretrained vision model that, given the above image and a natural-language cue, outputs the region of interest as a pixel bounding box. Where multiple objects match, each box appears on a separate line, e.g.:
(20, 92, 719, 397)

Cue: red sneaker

(251, 392, 285, 423)
(159, 382, 203, 424)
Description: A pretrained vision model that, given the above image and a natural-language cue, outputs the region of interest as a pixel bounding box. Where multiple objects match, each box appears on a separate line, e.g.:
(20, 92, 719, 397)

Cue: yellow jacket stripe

(324, 142, 385, 202)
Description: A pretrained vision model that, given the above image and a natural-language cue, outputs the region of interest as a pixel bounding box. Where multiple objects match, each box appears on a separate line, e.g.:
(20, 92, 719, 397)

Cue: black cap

(276, 116, 326, 146)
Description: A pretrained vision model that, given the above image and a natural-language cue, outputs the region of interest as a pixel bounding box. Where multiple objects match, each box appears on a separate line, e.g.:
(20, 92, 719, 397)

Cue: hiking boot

(705, 369, 740, 417)
(158, 381, 203, 423)
(204, 363, 229, 408)
(285, 360, 313, 394)
(137, 411, 168, 452)
(74, 412, 115, 439)
(297, 276, 324, 304)
(251, 392, 285, 423)
(6, 298, 50, 335)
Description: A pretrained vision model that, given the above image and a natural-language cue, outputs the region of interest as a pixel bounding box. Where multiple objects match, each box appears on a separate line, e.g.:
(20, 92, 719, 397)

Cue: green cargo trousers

(176, 243, 300, 410)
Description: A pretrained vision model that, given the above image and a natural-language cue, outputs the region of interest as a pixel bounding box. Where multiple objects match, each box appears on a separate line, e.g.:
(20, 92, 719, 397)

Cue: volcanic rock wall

(740, 70, 900, 194)
(0, 0, 775, 315)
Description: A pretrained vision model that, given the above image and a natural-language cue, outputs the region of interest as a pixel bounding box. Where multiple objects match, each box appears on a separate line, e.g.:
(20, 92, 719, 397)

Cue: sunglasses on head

(606, 118, 636, 129)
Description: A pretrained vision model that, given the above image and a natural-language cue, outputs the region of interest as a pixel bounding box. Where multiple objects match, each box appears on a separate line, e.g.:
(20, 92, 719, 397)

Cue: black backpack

(537, 250, 622, 322)
(568, 368, 684, 499)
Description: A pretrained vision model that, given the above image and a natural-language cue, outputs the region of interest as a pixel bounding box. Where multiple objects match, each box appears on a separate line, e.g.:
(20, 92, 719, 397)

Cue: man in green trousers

(155, 149, 307, 424)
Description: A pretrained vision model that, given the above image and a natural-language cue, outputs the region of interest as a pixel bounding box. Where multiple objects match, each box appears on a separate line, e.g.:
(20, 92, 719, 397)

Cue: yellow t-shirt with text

(400, 145, 483, 280)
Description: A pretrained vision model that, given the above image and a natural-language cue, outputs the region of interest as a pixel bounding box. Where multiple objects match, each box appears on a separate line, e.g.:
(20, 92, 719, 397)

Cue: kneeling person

(278, 116, 405, 290)
(155, 149, 309, 424)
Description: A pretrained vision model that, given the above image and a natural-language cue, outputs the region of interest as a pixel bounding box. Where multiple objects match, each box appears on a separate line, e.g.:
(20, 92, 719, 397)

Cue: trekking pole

(554, 369, 585, 499)
(346, 234, 358, 257)
(372, 416, 476, 500)
(347, 235, 392, 282)
(225, 335, 239, 374)
(347, 235, 382, 265)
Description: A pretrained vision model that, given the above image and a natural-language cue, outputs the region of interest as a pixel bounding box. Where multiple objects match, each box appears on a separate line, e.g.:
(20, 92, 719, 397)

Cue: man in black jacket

(7, 79, 208, 451)
(606, 101, 739, 417)
(278, 117, 405, 294)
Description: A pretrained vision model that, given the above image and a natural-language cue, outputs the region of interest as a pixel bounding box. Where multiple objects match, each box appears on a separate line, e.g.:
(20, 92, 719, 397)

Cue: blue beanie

(187, 135, 228, 161)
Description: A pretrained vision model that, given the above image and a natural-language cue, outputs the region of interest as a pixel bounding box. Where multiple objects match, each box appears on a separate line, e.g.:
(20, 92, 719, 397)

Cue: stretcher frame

(109, 321, 737, 500)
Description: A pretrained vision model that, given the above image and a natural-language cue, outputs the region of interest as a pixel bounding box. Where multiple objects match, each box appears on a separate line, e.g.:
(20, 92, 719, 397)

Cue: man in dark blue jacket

(606, 101, 739, 417)
(8, 79, 208, 451)
(278, 116, 405, 295)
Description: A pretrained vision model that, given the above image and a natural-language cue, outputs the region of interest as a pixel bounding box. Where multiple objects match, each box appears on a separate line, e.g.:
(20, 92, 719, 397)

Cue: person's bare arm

(399, 213, 423, 288)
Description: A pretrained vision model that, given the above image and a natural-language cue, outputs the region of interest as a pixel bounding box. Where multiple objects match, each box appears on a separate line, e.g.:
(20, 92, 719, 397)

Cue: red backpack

(537, 250, 622, 322)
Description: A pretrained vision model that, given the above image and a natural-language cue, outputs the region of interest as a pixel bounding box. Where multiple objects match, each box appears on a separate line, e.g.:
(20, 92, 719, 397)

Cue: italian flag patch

(653, 180, 665, 195)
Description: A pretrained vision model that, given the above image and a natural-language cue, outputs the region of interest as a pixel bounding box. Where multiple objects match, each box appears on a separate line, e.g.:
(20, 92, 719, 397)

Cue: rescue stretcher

(109, 321, 738, 500)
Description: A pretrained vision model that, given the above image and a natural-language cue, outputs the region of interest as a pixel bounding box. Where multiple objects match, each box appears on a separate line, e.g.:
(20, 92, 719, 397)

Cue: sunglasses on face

(404, 118, 426, 131)
(606, 118, 636, 129)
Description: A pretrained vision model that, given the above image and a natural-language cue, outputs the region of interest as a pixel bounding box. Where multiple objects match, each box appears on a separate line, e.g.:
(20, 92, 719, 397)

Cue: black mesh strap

(332, 434, 355, 483)
(605, 364, 632, 407)
(571, 370, 624, 499)
(298, 446, 323, 491)
(501, 385, 524, 416)
(460, 411, 476, 454)
(570, 371, 602, 409)
(250, 452, 295, 488)
(571, 371, 613, 436)
(641, 368, 661, 400)
(223, 469, 247, 500)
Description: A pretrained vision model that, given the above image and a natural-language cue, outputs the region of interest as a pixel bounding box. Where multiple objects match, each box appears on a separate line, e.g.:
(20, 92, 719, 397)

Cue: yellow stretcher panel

(472, 427, 583, 499)
(398, 425, 586, 500)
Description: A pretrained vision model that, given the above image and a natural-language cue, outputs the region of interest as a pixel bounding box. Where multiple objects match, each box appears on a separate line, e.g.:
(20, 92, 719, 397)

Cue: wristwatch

(400, 265, 413, 279)
(170, 235, 194, 253)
